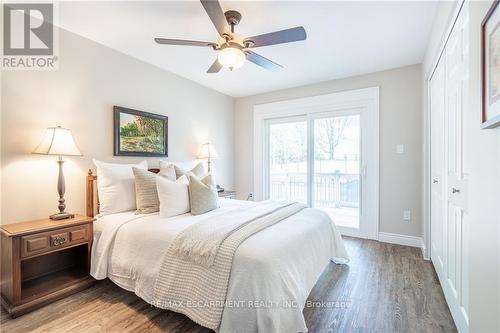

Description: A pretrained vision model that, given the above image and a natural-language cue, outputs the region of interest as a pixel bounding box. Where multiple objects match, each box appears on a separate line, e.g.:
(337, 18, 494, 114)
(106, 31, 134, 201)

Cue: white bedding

(91, 199, 349, 333)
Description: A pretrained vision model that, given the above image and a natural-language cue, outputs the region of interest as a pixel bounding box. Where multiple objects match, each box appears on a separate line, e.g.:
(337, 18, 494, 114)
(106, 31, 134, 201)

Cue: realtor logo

(2, 3, 59, 70)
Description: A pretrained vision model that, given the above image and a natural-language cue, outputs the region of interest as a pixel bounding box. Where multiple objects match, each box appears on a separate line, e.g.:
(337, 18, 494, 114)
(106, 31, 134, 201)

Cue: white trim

(424, 78, 432, 260)
(378, 232, 424, 249)
(254, 87, 379, 240)
(254, 87, 379, 119)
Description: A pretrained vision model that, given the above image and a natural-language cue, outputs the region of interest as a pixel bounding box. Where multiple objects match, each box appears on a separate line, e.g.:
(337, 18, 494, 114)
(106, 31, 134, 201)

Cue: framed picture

(113, 106, 168, 156)
(482, 0, 500, 129)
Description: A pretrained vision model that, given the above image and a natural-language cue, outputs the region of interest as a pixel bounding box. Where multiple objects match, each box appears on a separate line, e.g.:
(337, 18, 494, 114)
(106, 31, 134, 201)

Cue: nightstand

(218, 190, 236, 199)
(0, 215, 95, 317)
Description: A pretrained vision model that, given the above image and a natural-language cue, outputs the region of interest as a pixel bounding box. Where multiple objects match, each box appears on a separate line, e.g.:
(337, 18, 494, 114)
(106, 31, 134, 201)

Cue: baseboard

(378, 232, 424, 250)
(421, 243, 429, 260)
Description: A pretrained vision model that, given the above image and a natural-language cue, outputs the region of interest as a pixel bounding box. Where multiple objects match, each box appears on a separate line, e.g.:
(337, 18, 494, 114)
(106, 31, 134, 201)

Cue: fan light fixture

(217, 47, 246, 70)
(154, 1, 307, 73)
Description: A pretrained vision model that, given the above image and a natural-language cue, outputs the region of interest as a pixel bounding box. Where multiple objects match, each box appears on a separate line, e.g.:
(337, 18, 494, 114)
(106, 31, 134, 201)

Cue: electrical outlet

(403, 209, 411, 222)
(396, 144, 405, 154)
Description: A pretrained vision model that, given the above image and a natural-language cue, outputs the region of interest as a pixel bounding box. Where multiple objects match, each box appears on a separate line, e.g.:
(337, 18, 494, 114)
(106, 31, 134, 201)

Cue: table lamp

(33, 126, 82, 220)
(198, 142, 218, 172)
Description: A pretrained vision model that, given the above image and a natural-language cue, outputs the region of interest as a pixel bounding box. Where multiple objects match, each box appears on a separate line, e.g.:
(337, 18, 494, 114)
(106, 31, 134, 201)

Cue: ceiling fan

(154, 0, 307, 73)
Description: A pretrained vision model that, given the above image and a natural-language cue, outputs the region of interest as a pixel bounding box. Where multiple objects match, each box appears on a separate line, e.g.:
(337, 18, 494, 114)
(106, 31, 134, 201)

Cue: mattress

(91, 198, 348, 333)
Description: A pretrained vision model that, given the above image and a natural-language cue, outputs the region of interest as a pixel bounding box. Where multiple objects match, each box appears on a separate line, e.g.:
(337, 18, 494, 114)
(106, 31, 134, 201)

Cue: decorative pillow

(157, 175, 190, 218)
(175, 162, 206, 179)
(132, 167, 160, 214)
(157, 162, 176, 181)
(159, 160, 195, 171)
(93, 159, 148, 216)
(189, 174, 219, 215)
(158, 161, 205, 180)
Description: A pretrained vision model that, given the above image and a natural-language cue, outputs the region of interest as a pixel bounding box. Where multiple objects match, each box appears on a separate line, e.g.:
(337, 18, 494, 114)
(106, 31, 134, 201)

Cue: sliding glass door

(266, 109, 364, 237)
(313, 114, 360, 230)
(267, 117, 308, 204)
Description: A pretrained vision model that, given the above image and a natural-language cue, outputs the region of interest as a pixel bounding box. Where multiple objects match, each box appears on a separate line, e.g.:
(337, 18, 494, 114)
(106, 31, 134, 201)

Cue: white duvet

(91, 199, 349, 333)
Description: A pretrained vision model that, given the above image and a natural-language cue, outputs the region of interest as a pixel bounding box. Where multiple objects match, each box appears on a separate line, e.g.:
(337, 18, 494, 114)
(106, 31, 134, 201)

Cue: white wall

(423, 1, 500, 331)
(466, 2, 500, 331)
(1, 27, 234, 224)
(234, 64, 423, 238)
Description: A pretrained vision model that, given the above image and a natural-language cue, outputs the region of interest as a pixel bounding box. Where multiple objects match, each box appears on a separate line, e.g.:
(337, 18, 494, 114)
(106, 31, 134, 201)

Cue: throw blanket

(153, 201, 307, 330)
(171, 201, 302, 267)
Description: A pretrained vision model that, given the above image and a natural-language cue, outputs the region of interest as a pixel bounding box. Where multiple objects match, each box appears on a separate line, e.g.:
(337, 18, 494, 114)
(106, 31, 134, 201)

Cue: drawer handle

(53, 236, 67, 246)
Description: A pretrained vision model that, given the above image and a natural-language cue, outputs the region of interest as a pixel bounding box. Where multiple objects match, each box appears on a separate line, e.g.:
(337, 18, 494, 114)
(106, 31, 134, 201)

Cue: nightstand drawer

(21, 225, 90, 258)
(25, 236, 49, 253)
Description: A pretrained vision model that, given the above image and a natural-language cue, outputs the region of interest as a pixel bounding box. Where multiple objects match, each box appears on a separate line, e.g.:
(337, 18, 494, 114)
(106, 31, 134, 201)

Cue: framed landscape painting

(113, 106, 168, 156)
(482, 0, 500, 129)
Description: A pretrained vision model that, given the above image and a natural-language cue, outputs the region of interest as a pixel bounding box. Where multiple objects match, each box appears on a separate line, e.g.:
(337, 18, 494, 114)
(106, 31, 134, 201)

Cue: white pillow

(159, 160, 196, 172)
(93, 159, 148, 216)
(159, 160, 207, 179)
(188, 173, 219, 215)
(157, 162, 176, 181)
(157, 175, 190, 218)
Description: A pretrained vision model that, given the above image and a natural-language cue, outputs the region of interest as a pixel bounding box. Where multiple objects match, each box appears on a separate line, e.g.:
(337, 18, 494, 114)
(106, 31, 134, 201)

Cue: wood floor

(0, 237, 456, 333)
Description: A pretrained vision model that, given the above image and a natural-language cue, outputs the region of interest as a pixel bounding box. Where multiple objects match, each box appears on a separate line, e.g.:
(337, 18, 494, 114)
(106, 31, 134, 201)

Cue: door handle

(433, 179, 439, 184)
(452, 187, 460, 194)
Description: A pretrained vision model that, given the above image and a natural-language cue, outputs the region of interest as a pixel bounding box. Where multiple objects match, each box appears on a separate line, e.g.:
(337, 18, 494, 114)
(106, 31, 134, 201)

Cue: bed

(87, 169, 349, 333)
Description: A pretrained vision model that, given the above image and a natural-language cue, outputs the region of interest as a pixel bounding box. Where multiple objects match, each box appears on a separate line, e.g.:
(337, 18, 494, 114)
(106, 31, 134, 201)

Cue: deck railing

(270, 172, 359, 207)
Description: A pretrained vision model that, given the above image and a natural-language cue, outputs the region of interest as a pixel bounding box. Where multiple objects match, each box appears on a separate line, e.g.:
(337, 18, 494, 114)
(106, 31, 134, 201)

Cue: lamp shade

(197, 143, 218, 159)
(33, 126, 82, 156)
(217, 47, 246, 70)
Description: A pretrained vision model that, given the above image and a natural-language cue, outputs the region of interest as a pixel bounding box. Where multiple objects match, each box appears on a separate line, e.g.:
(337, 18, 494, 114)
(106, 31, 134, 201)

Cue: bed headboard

(86, 168, 160, 217)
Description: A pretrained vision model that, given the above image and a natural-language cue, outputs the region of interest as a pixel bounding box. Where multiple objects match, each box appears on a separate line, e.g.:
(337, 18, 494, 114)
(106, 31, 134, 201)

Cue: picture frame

(113, 106, 168, 156)
(481, 0, 500, 129)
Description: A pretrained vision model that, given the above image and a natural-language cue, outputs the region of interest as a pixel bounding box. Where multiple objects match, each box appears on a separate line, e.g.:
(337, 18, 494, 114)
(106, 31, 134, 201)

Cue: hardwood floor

(1, 237, 456, 333)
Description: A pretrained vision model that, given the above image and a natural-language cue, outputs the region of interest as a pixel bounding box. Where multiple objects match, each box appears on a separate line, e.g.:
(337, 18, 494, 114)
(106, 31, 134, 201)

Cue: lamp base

(50, 212, 75, 221)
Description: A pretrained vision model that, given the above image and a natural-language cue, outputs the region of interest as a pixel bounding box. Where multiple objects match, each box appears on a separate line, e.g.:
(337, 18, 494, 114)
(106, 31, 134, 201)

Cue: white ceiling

(59, 1, 437, 97)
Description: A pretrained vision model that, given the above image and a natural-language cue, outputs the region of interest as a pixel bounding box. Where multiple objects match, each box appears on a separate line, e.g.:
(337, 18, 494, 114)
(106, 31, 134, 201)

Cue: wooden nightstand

(218, 190, 236, 199)
(0, 215, 95, 317)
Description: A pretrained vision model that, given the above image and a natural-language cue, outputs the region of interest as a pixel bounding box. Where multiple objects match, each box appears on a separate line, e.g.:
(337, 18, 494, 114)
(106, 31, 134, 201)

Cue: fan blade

(244, 26, 306, 48)
(200, 0, 230, 36)
(245, 51, 283, 71)
(154, 38, 215, 47)
(207, 59, 222, 73)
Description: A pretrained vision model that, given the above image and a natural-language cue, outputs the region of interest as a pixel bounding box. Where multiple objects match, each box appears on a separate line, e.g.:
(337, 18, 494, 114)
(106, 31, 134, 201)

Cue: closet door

(444, 5, 469, 329)
(429, 5, 469, 332)
(430, 58, 446, 274)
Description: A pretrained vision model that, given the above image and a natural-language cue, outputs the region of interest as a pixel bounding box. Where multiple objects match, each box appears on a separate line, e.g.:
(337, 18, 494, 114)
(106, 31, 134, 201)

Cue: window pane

(269, 121, 307, 203)
(313, 115, 360, 229)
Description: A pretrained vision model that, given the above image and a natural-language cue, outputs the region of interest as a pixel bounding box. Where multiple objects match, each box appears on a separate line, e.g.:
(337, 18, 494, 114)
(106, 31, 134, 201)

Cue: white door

(429, 4, 469, 332)
(430, 57, 446, 274)
(444, 6, 469, 328)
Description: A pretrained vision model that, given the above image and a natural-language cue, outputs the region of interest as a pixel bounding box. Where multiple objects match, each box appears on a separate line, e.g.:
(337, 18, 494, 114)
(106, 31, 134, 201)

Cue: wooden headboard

(86, 168, 160, 217)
